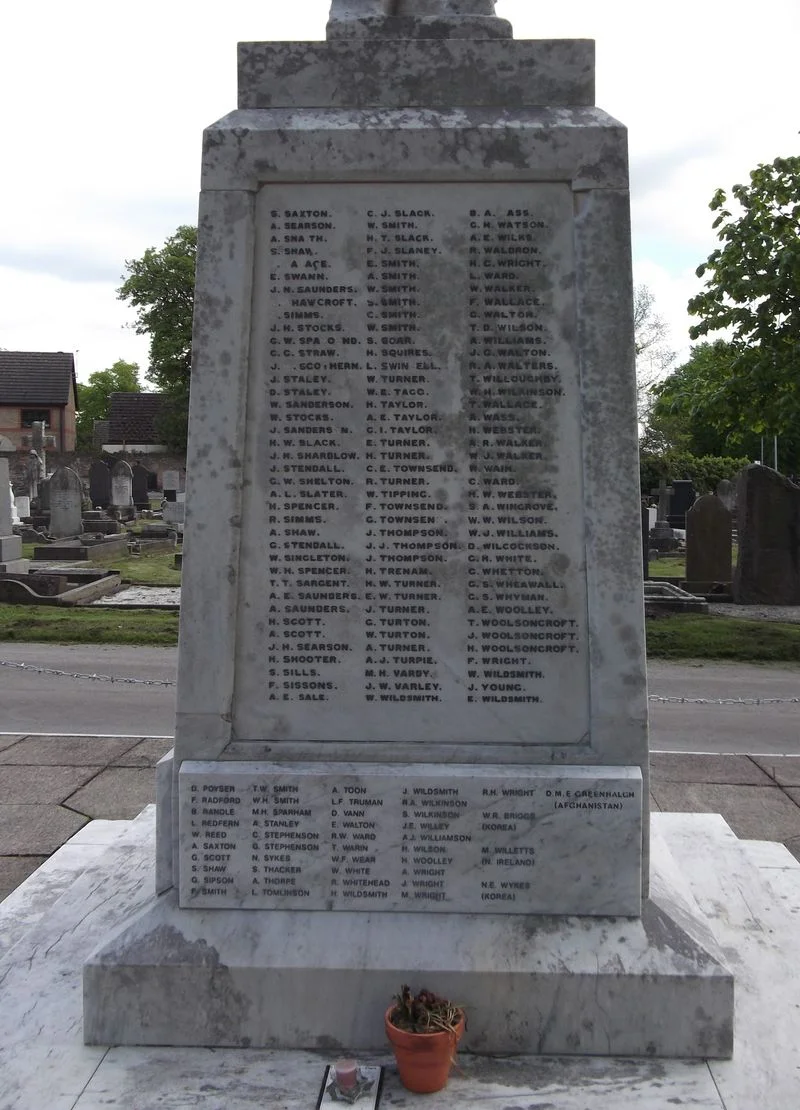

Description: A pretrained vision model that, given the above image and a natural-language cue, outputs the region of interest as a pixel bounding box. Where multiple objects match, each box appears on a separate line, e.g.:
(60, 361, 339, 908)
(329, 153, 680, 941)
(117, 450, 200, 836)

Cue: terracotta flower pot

(384, 1006, 465, 1094)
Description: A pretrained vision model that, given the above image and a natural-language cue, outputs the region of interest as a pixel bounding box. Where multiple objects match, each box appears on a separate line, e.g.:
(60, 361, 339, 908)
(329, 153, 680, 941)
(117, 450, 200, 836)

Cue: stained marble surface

(0, 812, 798, 1106)
(177, 761, 643, 915)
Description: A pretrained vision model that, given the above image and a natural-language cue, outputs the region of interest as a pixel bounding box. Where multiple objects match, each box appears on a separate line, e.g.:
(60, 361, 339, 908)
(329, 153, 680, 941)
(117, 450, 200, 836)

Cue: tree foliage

(688, 155, 800, 434)
(639, 448, 750, 502)
(76, 359, 140, 452)
(118, 225, 196, 449)
(644, 340, 800, 474)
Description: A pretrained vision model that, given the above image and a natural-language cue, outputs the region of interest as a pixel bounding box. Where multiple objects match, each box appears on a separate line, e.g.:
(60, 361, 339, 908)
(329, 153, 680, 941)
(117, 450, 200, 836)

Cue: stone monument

(89, 459, 112, 509)
(84, 2, 733, 1057)
(734, 464, 800, 604)
(0, 458, 27, 573)
(685, 493, 733, 592)
(132, 462, 151, 510)
(48, 466, 84, 539)
(110, 460, 135, 520)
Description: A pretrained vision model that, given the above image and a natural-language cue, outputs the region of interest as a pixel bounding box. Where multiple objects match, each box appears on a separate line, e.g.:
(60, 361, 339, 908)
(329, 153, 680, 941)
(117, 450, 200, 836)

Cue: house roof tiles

(0, 351, 78, 406)
(107, 392, 166, 444)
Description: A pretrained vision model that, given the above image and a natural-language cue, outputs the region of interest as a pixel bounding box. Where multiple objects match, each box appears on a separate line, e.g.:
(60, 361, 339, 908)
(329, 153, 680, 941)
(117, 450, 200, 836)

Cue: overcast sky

(0, 0, 796, 384)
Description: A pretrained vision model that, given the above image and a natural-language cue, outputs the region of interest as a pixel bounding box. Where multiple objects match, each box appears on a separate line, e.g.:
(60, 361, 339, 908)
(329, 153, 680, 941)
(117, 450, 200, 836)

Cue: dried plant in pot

(384, 985, 466, 1094)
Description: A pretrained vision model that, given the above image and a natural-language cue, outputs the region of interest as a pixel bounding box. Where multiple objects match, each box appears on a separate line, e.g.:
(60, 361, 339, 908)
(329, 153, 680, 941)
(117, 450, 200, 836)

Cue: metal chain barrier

(648, 694, 800, 706)
(1, 659, 797, 703)
(0, 659, 176, 688)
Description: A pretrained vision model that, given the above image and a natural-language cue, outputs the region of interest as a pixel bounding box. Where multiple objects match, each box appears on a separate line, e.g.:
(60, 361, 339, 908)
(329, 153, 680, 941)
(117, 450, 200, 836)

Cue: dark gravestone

(684, 494, 733, 590)
(89, 460, 112, 509)
(641, 503, 649, 580)
(667, 480, 696, 530)
(650, 520, 678, 553)
(38, 476, 51, 512)
(716, 479, 736, 514)
(734, 465, 800, 604)
(132, 463, 151, 510)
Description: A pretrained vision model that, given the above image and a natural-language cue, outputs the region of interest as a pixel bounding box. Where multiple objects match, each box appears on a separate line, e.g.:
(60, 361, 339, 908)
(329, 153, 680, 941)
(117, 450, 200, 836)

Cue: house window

(21, 409, 50, 428)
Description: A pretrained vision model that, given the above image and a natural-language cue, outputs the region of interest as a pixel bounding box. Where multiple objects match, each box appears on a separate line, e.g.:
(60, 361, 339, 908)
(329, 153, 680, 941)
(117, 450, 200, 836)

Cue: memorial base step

(83, 824, 732, 1058)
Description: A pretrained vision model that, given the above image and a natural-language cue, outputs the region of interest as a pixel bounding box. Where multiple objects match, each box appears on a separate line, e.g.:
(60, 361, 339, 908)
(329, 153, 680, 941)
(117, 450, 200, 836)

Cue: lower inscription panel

(179, 762, 642, 915)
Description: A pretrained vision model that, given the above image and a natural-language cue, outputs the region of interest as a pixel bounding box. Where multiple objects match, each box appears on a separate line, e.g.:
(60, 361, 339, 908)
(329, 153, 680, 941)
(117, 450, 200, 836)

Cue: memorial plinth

(84, 4, 733, 1057)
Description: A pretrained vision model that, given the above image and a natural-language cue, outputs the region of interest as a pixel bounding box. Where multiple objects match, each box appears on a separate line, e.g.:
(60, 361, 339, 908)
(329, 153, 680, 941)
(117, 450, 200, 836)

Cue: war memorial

(82, 0, 734, 1058)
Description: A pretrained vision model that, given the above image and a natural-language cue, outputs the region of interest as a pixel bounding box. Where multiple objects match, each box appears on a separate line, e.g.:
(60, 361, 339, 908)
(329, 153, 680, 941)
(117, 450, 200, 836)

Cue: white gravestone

(84, 4, 733, 1060)
(0, 458, 24, 568)
(111, 460, 134, 508)
(9, 484, 20, 526)
(15, 494, 30, 520)
(48, 466, 83, 538)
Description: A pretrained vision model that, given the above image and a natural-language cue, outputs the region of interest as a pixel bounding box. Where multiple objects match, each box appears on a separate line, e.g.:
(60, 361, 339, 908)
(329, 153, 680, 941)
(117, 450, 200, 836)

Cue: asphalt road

(0, 644, 798, 754)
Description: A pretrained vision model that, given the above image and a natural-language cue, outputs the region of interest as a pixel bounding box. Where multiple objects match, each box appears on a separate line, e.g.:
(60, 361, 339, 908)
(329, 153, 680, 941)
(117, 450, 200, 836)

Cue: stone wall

(8, 451, 186, 495)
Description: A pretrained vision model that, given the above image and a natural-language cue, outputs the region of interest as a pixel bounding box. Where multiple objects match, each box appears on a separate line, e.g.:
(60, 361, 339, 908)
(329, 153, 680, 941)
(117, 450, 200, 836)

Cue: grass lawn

(20, 543, 180, 586)
(1, 603, 799, 663)
(648, 555, 685, 578)
(92, 551, 181, 586)
(0, 604, 179, 645)
(645, 613, 800, 662)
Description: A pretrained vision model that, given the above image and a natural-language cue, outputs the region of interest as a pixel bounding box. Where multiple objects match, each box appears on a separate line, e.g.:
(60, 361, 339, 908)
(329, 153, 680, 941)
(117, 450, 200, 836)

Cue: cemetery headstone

(38, 475, 51, 512)
(667, 479, 696, 529)
(734, 464, 800, 604)
(26, 450, 44, 501)
(161, 500, 185, 526)
(684, 494, 733, 590)
(84, 1, 733, 1061)
(111, 460, 134, 518)
(48, 466, 84, 538)
(649, 478, 673, 523)
(650, 520, 678, 553)
(89, 460, 112, 509)
(162, 470, 180, 503)
(132, 462, 151, 510)
(15, 494, 31, 520)
(716, 478, 736, 514)
(0, 458, 25, 570)
(9, 484, 20, 526)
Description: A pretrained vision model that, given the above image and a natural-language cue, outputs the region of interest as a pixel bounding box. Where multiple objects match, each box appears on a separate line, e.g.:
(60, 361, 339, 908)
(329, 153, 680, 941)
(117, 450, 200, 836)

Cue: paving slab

(783, 836, 800, 863)
(750, 754, 800, 786)
(650, 783, 800, 843)
(650, 752, 771, 785)
(2, 811, 799, 1109)
(0, 855, 47, 902)
(0, 804, 87, 853)
(0, 764, 101, 804)
(0, 735, 141, 766)
(114, 737, 173, 767)
(64, 768, 157, 819)
(0, 734, 27, 752)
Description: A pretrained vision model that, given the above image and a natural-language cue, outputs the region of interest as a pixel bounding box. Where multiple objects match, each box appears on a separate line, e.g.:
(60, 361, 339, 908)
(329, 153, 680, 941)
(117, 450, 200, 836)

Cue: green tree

(76, 359, 140, 451)
(688, 155, 800, 434)
(118, 225, 197, 450)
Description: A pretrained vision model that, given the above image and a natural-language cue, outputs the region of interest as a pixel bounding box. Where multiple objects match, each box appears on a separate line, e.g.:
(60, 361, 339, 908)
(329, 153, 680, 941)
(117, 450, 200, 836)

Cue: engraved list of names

(235, 183, 589, 746)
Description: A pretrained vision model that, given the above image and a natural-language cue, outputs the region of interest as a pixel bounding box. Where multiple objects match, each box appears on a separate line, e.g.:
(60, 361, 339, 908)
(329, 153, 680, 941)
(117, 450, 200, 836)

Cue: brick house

(0, 351, 79, 452)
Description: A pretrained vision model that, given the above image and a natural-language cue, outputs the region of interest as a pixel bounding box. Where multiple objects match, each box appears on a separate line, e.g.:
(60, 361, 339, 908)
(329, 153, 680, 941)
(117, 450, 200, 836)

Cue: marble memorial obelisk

(84, 1, 733, 1056)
